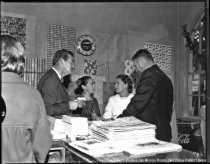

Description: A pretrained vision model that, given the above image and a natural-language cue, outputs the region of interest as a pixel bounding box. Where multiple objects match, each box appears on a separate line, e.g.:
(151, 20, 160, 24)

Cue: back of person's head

(116, 74, 133, 93)
(1, 35, 25, 76)
(52, 49, 74, 66)
(132, 49, 154, 62)
(75, 76, 92, 95)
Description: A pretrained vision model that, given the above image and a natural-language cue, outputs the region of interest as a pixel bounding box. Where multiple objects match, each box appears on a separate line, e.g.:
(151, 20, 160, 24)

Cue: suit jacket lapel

(51, 69, 70, 100)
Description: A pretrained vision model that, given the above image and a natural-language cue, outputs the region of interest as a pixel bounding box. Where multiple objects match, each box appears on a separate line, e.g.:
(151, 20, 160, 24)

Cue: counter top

(49, 140, 206, 163)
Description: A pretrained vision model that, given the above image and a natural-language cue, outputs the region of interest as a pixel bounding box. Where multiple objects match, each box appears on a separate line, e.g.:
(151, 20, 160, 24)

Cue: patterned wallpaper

(143, 42, 172, 71)
(46, 24, 76, 71)
(124, 42, 172, 78)
(1, 15, 26, 48)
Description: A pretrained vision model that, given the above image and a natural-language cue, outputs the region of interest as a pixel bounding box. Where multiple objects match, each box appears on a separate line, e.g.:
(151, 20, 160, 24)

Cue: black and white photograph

(1, 1, 209, 163)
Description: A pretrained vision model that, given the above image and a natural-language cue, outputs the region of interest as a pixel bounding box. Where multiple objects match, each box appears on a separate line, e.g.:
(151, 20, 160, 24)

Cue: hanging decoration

(181, 24, 199, 54)
(124, 60, 134, 76)
(84, 59, 97, 75)
(181, 23, 206, 70)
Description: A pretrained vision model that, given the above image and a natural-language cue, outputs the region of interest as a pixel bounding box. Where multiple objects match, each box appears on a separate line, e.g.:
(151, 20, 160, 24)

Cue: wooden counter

(46, 140, 206, 163)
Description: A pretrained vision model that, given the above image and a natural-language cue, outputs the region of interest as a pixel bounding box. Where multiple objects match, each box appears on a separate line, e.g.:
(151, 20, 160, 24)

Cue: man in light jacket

(1, 35, 52, 163)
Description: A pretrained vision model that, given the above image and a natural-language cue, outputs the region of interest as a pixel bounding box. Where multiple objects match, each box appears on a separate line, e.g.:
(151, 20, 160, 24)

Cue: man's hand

(69, 100, 78, 110)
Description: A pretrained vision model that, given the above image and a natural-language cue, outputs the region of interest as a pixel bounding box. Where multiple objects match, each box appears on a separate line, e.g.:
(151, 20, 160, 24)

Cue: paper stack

(48, 116, 66, 140)
(70, 139, 123, 156)
(89, 116, 156, 142)
(120, 140, 182, 156)
(69, 116, 182, 158)
(62, 115, 88, 141)
(70, 138, 182, 157)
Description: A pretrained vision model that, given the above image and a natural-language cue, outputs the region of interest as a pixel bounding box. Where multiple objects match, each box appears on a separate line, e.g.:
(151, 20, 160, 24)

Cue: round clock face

(77, 35, 96, 56)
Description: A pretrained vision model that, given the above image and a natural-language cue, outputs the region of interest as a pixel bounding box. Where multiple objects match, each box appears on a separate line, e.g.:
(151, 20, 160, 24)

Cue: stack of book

(70, 116, 182, 157)
(89, 116, 156, 142)
(48, 116, 66, 140)
(62, 115, 89, 141)
(48, 115, 89, 141)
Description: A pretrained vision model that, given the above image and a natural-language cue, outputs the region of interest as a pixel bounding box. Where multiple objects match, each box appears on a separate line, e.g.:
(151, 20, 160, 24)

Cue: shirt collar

(52, 67, 62, 79)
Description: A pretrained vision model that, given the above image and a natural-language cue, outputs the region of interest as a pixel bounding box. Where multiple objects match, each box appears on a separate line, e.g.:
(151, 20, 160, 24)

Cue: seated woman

(102, 74, 134, 120)
(74, 76, 101, 121)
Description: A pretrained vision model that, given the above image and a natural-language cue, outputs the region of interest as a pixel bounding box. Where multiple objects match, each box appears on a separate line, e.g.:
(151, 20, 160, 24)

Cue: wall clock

(77, 35, 96, 56)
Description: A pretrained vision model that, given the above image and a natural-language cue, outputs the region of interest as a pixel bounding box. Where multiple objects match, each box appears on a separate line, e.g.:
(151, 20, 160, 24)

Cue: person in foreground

(37, 49, 79, 116)
(74, 76, 101, 121)
(118, 49, 174, 142)
(1, 35, 52, 163)
(102, 74, 134, 120)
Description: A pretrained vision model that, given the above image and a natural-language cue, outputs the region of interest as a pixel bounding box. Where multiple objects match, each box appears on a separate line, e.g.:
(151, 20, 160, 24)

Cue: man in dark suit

(37, 49, 79, 116)
(118, 49, 173, 142)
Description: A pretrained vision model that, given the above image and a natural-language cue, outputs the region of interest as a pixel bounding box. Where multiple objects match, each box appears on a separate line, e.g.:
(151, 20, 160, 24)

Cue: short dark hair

(116, 74, 133, 93)
(1, 35, 25, 76)
(132, 49, 153, 62)
(52, 49, 74, 66)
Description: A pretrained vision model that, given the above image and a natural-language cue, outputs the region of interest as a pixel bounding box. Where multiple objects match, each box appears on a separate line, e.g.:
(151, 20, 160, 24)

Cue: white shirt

(103, 93, 134, 119)
(52, 67, 62, 80)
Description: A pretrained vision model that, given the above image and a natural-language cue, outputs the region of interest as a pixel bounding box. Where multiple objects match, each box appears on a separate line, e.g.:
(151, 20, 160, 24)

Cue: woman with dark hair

(102, 74, 134, 120)
(74, 76, 101, 121)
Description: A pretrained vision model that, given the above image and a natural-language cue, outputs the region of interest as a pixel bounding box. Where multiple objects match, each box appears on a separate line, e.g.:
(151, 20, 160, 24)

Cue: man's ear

(58, 58, 64, 67)
(139, 57, 145, 66)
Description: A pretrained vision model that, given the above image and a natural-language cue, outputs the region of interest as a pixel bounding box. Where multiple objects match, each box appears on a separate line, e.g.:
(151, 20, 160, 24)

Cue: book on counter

(91, 116, 156, 130)
(89, 116, 156, 142)
(62, 115, 89, 140)
(47, 115, 65, 140)
(120, 140, 182, 156)
(62, 115, 88, 124)
(70, 138, 182, 157)
(48, 115, 89, 140)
